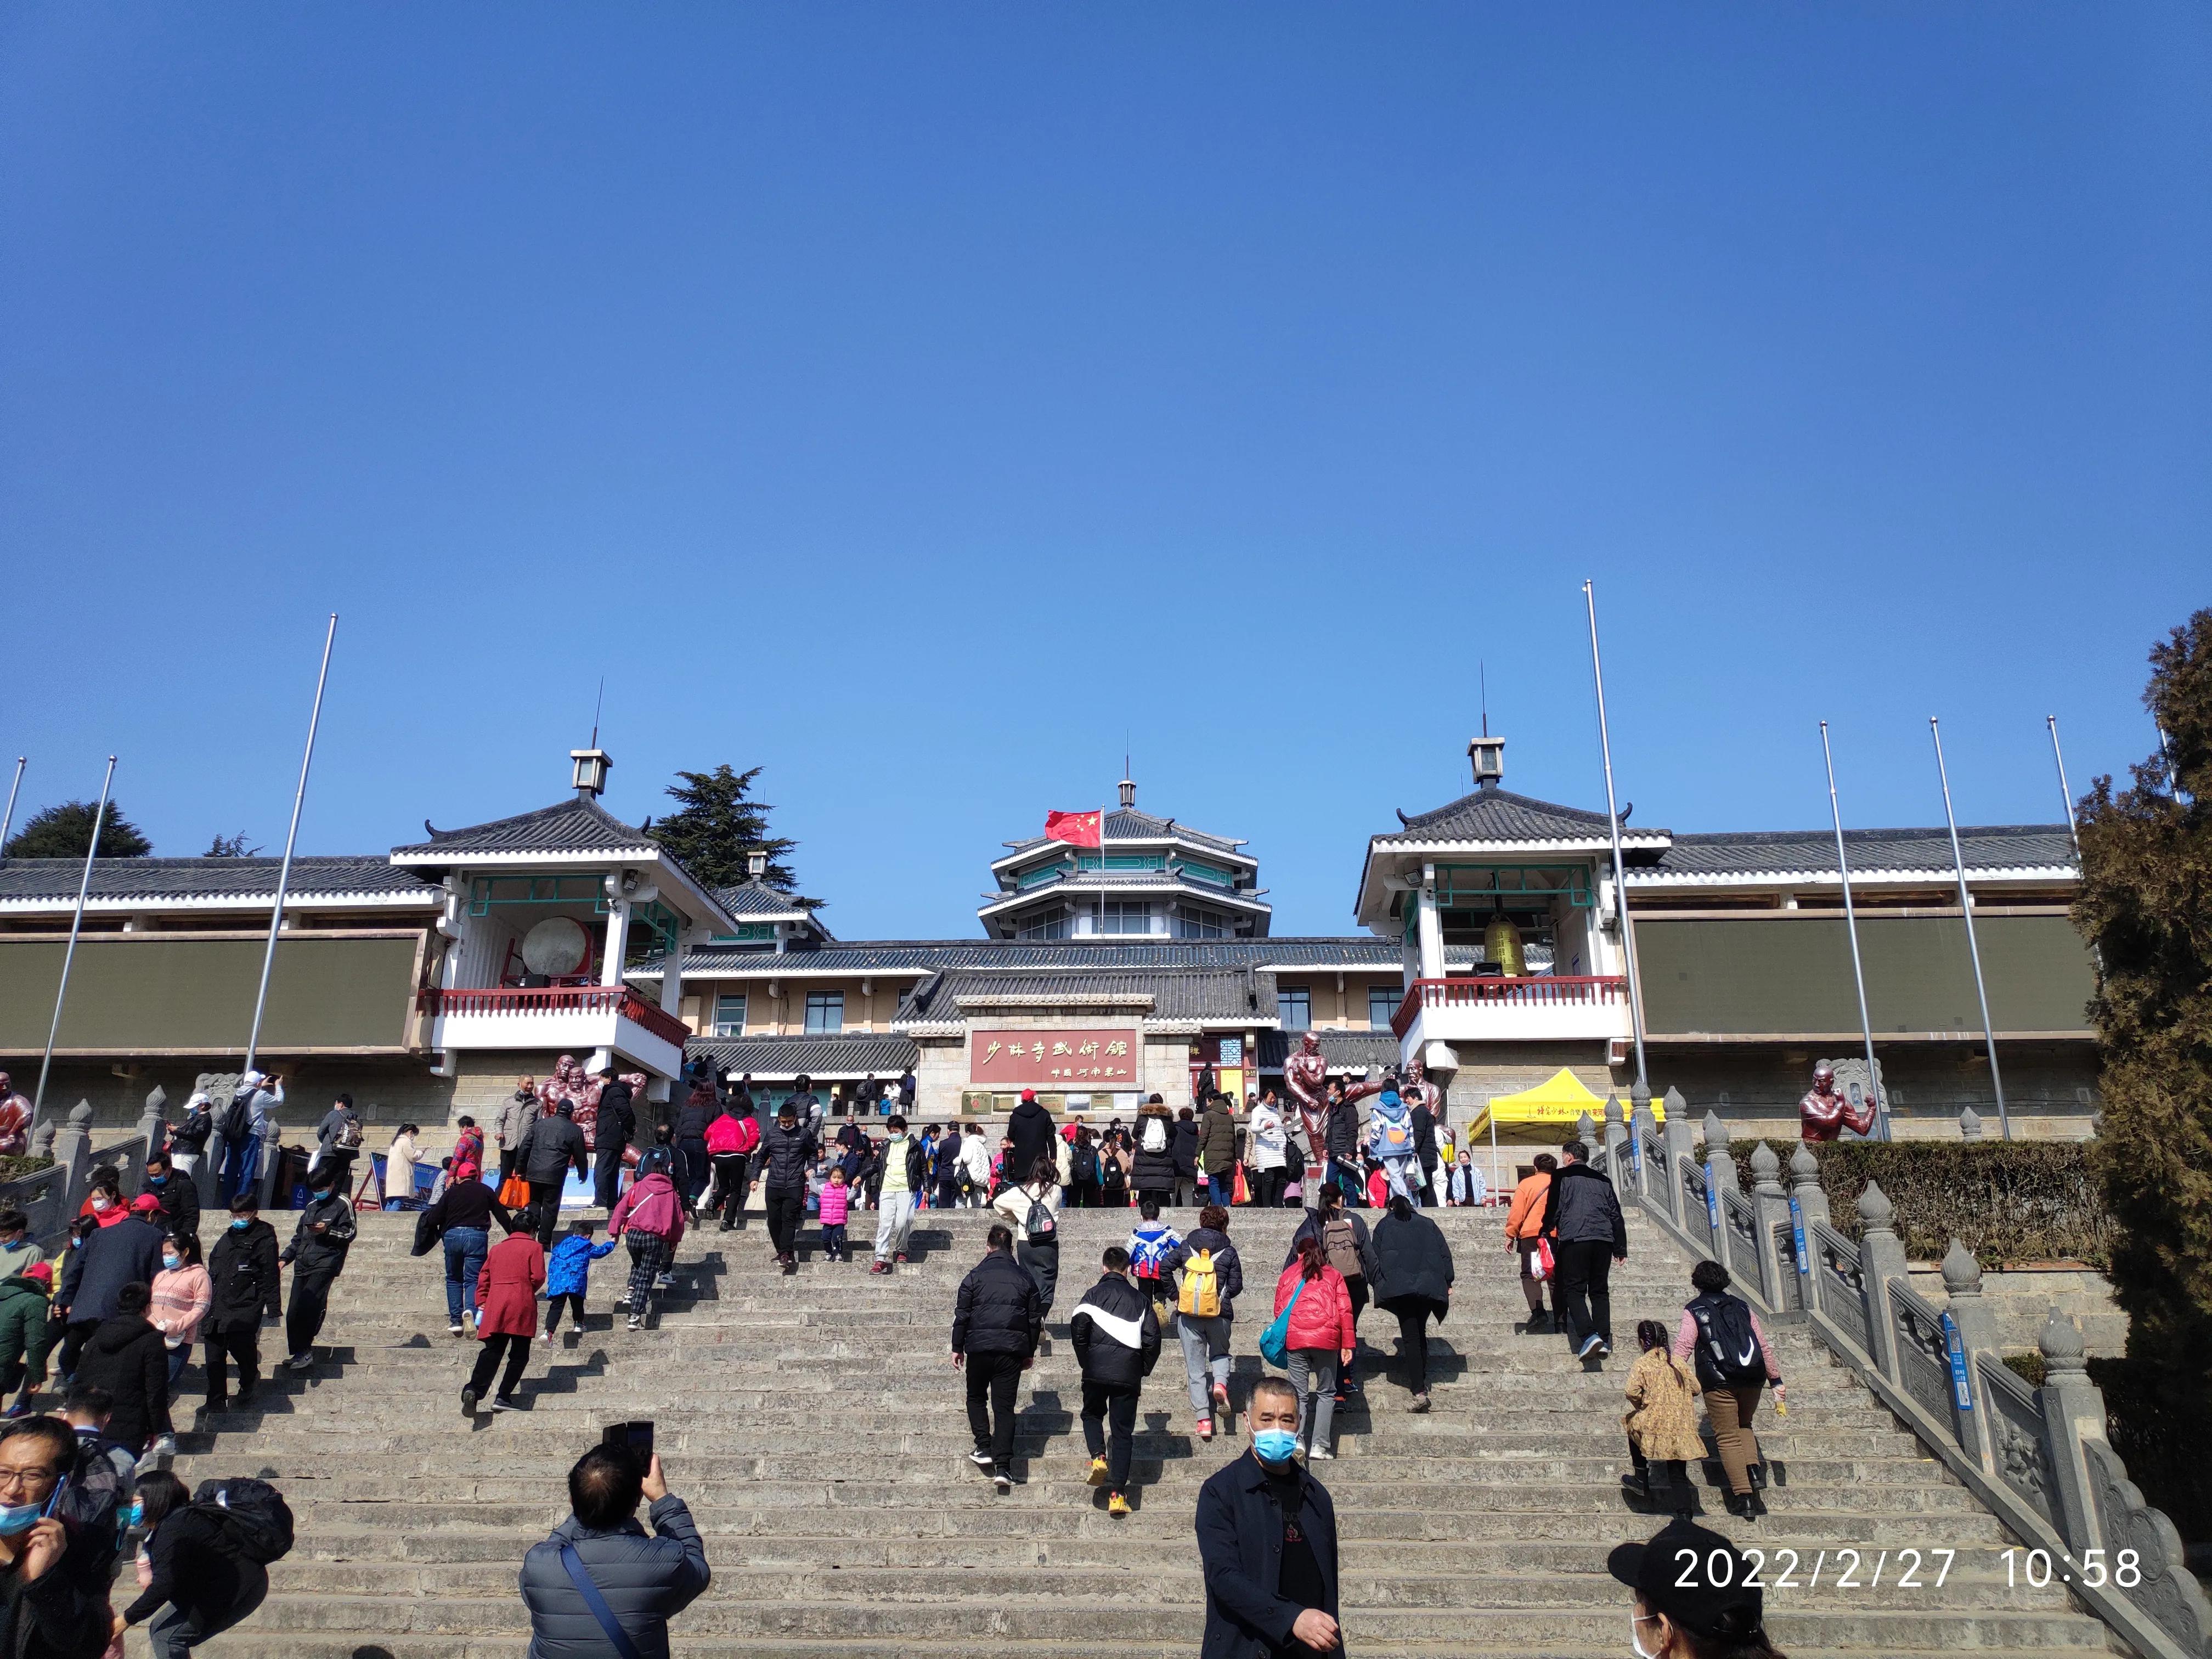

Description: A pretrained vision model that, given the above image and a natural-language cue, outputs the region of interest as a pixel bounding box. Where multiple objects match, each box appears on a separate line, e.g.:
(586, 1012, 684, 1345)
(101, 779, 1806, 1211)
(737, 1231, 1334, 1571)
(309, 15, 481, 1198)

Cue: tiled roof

(899, 968, 1275, 1026)
(0, 855, 438, 906)
(641, 937, 1415, 977)
(712, 879, 815, 918)
(685, 1033, 916, 1080)
(1255, 1030, 1401, 1074)
(391, 796, 658, 859)
(1380, 788, 1669, 847)
(1005, 806, 1245, 858)
(1645, 826, 2076, 880)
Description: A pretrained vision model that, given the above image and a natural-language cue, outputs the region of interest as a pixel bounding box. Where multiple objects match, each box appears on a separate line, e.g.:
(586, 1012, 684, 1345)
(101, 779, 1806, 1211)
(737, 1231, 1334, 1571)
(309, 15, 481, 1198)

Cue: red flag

(1043, 809, 1103, 849)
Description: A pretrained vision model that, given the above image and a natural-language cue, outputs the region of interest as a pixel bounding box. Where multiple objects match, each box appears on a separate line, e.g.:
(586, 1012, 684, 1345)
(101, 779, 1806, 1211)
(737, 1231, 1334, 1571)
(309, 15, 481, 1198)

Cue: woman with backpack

(991, 1156, 1063, 1343)
(1129, 1101, 1178, 1210)
(1672, 1260, 1785, 1517)
(1162, 1204, 1243, 1441)
(1099, 1138, 1130, 1209)
(1268, 1235, 1355, 1459)
(1065, 1130, 1102, 1209)
(607, 1166, 687, 1328)
(1371, 1194, 1453, 1412)
(119, 1469, 278, 1657)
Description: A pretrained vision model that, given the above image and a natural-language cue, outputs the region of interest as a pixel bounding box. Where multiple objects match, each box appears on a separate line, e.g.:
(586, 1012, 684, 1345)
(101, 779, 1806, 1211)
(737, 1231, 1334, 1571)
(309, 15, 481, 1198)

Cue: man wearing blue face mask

(1193, 1375, 1343, 1659)
(0, 1415, 108, 1655)
(201, 1198, 280, 1414)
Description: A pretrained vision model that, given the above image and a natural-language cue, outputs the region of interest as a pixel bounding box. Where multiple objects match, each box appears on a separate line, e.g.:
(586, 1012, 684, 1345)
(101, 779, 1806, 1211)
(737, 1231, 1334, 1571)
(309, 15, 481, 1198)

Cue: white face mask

(1631, 1613, 1664, 1659)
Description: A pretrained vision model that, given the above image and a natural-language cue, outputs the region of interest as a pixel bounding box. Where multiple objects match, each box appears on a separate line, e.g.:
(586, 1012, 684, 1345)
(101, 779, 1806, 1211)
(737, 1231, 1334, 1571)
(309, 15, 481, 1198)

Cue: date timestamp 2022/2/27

(1659, 1545, 2146, 1592)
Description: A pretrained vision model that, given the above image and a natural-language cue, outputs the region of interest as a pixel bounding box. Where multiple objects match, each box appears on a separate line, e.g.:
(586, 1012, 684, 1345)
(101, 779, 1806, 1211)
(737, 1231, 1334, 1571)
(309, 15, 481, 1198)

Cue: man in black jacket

(950, 1224, 1040, 1494)
(1004, 1091, 1055, 1189)
(203, 1195, 281, 1410)
(139, 1153, 200, 1243)
(279, 1169, 358, 1372)
(1069, 1245, 1161, 1517)
(75, 1282, 169, 1456)
(755, 1103, 817, 1272)
(593, 1069, 636, 1211)
(1195, 1374, 1342, 1659)
(1539, 1137, 1628, 1362)
(515, 1098, 590, 1249)
(57, 1202, 166, 1379)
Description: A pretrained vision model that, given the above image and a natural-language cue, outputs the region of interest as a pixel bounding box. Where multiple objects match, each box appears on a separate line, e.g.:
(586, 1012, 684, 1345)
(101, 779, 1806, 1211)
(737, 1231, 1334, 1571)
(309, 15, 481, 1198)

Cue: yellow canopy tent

(1465, 1069, 1664, 1144)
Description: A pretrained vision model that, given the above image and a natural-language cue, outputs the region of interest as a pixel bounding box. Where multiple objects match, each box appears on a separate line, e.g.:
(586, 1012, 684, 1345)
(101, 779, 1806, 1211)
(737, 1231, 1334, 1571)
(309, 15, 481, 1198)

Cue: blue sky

(4, 5, 2205, 937)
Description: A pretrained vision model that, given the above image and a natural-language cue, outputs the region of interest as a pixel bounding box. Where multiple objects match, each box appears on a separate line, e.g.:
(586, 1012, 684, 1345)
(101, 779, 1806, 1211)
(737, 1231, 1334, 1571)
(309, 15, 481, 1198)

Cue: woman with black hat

(1610, 1517, 1788, 1659)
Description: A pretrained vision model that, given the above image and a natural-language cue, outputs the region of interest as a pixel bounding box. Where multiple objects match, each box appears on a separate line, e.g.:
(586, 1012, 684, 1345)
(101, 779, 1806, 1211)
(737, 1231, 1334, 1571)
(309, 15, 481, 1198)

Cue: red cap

(23, 1262, 51, 1285)
(131, 1193, 162, 1215)
(1020, 1089, 1037, 1102)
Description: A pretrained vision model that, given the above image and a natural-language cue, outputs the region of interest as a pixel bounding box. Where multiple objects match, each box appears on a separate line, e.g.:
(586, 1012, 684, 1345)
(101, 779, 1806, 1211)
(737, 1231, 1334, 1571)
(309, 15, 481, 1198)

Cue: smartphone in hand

(602, 1420, 654, 1461)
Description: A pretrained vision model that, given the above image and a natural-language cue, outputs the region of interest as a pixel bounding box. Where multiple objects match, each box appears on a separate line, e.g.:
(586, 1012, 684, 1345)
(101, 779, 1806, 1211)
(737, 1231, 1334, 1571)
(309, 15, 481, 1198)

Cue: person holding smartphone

(520, 1443, 709, 1657)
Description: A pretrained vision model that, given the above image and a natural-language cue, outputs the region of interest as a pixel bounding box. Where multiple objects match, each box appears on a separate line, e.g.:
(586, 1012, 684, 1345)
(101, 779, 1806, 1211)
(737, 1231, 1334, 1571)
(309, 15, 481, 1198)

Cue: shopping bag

(1260, 1281, 1306, 1368)
(498, 1174, 532, 1209)
(1532, 1238, 1555, 1282)
(1232, 1165, 1251, 1205)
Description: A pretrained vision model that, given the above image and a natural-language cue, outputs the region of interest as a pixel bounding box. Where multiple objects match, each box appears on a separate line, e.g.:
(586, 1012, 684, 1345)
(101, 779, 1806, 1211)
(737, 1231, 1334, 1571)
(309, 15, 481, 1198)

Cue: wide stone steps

(147, 1205, 2117, 1659)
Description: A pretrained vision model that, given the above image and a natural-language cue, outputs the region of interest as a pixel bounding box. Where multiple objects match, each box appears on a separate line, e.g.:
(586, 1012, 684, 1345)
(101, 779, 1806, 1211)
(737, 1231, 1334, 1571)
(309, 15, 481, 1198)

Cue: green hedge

(0, 1155, 52, 1187)
(1702, 1141, 2112, 1268)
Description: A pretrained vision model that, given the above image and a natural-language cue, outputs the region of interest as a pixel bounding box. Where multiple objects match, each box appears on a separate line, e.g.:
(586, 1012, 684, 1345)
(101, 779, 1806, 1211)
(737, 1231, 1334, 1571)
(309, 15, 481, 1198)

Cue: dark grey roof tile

(1381, 788, 1667, 845)
(686, 1034, 916, 1079)
(391, 796, 657, 858)
(0, 855, 438, 905)
(1649, 825, 2075, 878)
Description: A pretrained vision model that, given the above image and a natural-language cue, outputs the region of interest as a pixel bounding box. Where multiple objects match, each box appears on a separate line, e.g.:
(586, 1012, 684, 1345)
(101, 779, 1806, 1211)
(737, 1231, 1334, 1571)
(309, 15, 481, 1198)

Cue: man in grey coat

(520, 1444, 708, 1659)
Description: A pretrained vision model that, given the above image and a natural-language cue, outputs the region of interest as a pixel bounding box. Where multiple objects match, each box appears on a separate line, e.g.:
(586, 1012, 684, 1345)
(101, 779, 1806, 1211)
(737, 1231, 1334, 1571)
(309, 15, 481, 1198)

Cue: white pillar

(660, 923, 686, 1017)
(1415, 871, 1446, 981)
(600, 896, 630, 987)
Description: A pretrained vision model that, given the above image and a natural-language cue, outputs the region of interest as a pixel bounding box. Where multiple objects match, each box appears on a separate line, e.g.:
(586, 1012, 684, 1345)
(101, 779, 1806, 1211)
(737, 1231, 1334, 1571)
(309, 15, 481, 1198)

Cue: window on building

(1015, 909, 1070, 941)
(713, 994, 747, 1036)
(1278, 988, 1311, 1031)
(1369, 984, 1404, 1028)
(1101, 901, 1153, 935)
(1173, 905, 1228, 940)
(804, 990, 844, 1034)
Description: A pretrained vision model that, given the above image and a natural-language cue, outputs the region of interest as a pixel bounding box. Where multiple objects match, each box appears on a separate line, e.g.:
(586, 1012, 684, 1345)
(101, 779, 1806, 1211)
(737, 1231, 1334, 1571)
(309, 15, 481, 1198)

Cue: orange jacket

(1505, 1172, 1553, 1240)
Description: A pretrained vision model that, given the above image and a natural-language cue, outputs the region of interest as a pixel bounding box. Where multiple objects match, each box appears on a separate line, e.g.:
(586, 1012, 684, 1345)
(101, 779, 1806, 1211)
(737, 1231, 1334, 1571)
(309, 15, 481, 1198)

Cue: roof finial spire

(1480, 661, 1488, 738)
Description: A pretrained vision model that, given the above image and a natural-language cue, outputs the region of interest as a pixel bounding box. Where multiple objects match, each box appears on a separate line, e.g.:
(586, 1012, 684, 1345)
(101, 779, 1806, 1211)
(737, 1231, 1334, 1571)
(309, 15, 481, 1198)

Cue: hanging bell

(1484, 910, 1526, 977)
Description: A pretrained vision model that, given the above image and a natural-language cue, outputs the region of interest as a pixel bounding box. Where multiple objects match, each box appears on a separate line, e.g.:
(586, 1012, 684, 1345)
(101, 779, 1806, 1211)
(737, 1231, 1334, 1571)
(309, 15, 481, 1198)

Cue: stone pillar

(1574, 1111, 1596, 1155)
(1700, 1110, 1737, 1250)
(137, 1086, 167, 1159)
(1662, 1086, 1694, 1172)
(1854, 1180, 1909, 1381)
(1602, 1096, 1629, 1186)
(1939, 1239, 2000, 1473)
(1958, 1104, 1984, 1141)
(660, 924, 687, 1018)
(55, 1103, 95, 1224)
(1787, 1141, 1830, 1231)
(1750, 1141, 1790, 1297)
(2034, 1311, 2104, 1556)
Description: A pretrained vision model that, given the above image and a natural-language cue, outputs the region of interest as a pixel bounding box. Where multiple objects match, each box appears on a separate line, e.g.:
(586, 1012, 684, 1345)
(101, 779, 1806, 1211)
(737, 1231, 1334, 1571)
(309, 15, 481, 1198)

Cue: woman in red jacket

(1271, 1235, 1356, 1460)
(464, 1222, 545, 1415)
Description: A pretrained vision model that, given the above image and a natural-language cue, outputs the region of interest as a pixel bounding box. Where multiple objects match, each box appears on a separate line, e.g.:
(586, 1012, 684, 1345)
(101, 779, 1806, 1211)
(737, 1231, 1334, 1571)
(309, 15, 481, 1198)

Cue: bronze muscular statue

(1284, 1031, 1385, 1161)
(1799, 1059, 1877, 1141)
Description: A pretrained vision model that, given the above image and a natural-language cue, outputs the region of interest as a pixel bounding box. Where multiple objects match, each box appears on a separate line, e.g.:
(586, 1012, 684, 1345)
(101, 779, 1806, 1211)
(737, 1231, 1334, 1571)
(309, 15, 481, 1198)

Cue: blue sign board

(1703, 1159, 1721, 1235)
(1789, 1194, 1810, 1275)
(1941, 1312, 1973, 1412)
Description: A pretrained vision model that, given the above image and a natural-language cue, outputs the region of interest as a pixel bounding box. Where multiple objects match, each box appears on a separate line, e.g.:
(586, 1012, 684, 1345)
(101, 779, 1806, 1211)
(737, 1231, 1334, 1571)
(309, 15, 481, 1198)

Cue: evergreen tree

(205, 832, 262, 857)
(647, 765, 812, 901)
(2075, 609, 2212, 1417)
(2, 800, 153, 859)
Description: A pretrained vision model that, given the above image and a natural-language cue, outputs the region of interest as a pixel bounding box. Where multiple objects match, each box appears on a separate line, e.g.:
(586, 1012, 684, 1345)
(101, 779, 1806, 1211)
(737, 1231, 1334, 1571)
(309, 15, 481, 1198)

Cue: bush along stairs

(162, 1202, 2119, 1659)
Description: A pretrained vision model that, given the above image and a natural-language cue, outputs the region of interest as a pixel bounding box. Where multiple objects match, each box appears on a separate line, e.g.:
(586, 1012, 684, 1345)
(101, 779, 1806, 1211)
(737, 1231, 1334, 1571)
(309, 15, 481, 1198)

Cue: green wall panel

(1634, 913, 2095, 1036)
(0, 934, 420, 1053)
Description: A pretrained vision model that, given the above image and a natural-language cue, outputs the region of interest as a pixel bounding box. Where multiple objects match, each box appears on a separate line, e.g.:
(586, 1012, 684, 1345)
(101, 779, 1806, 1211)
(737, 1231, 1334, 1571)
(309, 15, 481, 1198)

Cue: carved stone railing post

(1959, 1104, 1985, 1141)
(2035, 1312, 2103, 1556)
(137, 1085, 167, 1161)
(1628, 1093, 1657, 1187)
(1573, 1110, 1596, 1155)
(54, 1103, 95, 1221)
(1662, 1086, 1693, 1171)
(1602, 1097, 1630, 1190)
(1749, 1141, 1791, 1301)
(1785, 1142, 1825, 1295)
(1855, 1181, 1908, 1382)
(1940, 1239, 1999, 1473)
(1700, 1110, 1737, 1248)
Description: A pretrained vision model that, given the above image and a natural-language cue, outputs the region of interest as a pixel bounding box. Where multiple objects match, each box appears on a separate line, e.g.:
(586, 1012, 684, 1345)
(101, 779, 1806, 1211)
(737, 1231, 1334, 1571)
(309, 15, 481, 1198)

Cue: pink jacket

(1272, 1262, 1356, 1355)
(706, 1114, 759, 1156)
(608, 1172, 687, 1247)
(819, 1182, 850, 1226)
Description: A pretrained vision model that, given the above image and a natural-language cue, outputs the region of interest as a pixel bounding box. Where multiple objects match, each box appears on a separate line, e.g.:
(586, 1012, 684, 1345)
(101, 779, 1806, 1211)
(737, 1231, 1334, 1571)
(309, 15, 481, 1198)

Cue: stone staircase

(155, 1203, 2121, 1658)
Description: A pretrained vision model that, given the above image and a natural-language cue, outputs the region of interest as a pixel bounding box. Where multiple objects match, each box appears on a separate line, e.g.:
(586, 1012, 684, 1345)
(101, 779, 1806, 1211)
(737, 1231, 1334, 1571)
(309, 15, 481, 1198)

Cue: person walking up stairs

(1069, 1244, 1159, 1519)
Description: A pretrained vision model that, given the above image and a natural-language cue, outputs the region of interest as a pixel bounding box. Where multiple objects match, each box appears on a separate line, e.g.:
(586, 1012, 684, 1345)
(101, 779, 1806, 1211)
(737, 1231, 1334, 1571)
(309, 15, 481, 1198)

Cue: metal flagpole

(1929, 718, 2008, 1139)
(1582, 580, 1649, 1097)
(243, 614, 338, 1076)
(33, 756, 116, 1123)
(0, 758, 24, 851)
(1820, 723, 1889, 1141)
(2047, 715, 2082, 861)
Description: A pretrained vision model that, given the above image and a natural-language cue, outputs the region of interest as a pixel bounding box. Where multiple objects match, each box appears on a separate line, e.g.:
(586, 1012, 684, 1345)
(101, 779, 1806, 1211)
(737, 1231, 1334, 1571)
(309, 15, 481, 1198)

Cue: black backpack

(1688, 1293, 1767, 1389)
(190, 1477, 295, 1565)
(217, 1092, 252, 1144)
(1071, 1142, 1098, 1184)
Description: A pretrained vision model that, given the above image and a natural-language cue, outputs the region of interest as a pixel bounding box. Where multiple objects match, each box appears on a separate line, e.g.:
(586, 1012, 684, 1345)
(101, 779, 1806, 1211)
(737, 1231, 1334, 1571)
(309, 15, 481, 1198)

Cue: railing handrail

(1391, 975, 1627, 1037)
(417, 985, 691, 1048)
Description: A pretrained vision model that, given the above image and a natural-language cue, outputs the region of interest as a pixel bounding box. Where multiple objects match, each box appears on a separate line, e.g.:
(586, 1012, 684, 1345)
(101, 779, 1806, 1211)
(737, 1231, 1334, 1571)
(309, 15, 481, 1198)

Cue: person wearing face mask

(71, 1283, 169, 1459)
(277, 1172, 357, 1373)
(148, 1235, 211, 1401)
(1194, 1374, 1342, 1659)
(201, 1197, 281, 1414)
(1609, 1517, 1787, 1659)
(0, 1415, 106, 1657)
(137, 1155, 199, 1244)
(75, 1175, 128, 1232)
(115, 1468, 274, 1659)
(54, 1192, 166, 1381)
(0, 1263, 53, 1418)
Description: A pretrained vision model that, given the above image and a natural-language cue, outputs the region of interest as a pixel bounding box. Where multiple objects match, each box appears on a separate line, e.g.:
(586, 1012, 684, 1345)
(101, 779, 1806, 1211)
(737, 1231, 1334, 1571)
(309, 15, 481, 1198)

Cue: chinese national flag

(1043, 809, 1103, 849)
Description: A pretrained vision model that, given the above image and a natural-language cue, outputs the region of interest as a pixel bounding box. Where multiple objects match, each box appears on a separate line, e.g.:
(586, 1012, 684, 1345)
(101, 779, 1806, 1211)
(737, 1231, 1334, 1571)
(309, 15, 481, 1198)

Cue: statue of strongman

(1799, 1059, 1877, 1141)
(1283, 1031, 1384, 1165)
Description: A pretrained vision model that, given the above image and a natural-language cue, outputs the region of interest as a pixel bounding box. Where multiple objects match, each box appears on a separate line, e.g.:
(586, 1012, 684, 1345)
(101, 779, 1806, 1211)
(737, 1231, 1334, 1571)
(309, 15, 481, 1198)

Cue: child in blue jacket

(544, 1220, 618, 1336)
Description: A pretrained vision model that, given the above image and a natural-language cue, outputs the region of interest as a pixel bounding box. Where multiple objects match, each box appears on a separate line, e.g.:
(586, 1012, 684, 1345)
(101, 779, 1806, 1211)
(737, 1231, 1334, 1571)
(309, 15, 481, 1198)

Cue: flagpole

(1930, 718, 2008, 1140)
(33, 757, 116, 1125)
(244, 614, 338, 1075)
(1820, 723, 1888, 1141)
(2046, 716, 2082, 861)
(0, 758, 25, 852)
(1583, 580, 1649, 1098)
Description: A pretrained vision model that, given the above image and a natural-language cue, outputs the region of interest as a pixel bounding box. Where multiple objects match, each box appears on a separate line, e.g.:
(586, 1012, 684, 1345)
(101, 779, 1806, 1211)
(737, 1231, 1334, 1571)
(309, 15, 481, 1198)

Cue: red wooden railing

(1391, 975, 1627, 1040)
(417, 985, 692, 1048)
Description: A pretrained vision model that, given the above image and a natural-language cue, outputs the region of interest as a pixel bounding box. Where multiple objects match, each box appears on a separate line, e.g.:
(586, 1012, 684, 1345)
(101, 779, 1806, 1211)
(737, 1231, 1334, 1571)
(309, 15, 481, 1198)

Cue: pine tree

(205, 832, 262, 857)
(2, 800, 153, 859)
(2075, 609, 2212, 1417)
(647, 765, 812, 900)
